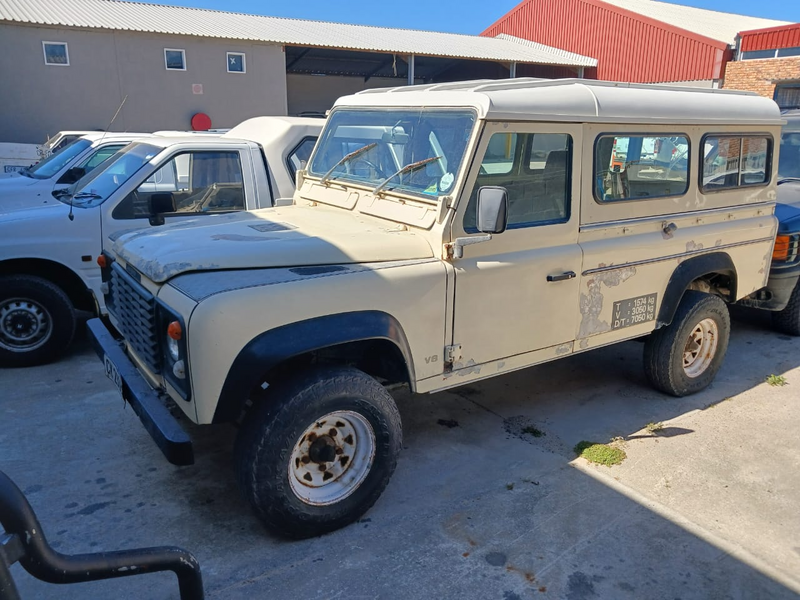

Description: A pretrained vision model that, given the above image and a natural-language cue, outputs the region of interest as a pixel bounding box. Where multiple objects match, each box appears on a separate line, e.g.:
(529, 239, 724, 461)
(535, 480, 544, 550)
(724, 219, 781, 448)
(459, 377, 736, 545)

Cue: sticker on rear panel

(612, 293, 657, 330)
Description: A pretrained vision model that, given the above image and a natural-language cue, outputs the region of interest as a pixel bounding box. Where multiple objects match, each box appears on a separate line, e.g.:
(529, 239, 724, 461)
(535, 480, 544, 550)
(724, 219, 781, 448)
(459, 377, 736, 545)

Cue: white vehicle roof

(337, 78, 782, 126)
(79, 132, 152, 144)
(222, 116, 323, 148)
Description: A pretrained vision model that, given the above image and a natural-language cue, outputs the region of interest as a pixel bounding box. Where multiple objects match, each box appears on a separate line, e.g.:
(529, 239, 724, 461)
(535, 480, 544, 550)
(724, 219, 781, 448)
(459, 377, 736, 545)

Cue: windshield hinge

(444, 344, 462, 365)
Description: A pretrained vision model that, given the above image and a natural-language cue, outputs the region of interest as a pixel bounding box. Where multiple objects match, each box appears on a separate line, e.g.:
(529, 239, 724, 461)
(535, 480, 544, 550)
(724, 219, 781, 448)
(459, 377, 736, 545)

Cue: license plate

(103, 354, 123, 396)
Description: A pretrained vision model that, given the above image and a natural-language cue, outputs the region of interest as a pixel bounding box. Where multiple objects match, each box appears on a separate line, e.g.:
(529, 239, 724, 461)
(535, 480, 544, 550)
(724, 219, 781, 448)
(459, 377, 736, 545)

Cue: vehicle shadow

(4, 312, 799, 599)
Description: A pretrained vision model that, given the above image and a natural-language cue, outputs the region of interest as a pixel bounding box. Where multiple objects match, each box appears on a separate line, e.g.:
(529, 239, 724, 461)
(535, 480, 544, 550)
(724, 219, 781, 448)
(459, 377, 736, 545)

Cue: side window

(595, 134, 689, 201)
(464, 132, 571, 231)
(113, 151, 244, 220)
(701, 135, 772, 191)
(287, 137, 317, 180)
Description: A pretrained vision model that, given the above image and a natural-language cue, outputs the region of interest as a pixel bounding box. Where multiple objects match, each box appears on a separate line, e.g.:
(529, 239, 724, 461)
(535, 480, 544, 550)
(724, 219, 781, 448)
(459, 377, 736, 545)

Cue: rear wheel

(772, 281, 800, 336)
(235, 366, 402, 538)
(0, 275, 76, 367)
(643, 291, 730, 396)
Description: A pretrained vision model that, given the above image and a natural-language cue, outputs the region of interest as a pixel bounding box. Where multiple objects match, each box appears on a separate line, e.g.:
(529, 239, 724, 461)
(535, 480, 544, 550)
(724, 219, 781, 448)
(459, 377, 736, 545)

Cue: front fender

(212, 311, 415, 423)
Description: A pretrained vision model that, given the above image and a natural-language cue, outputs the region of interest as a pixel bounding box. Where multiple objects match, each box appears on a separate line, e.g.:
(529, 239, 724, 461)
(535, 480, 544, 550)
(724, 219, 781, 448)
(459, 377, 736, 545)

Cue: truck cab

(0, 117, 322, 367)
(90, 80, 781, 539)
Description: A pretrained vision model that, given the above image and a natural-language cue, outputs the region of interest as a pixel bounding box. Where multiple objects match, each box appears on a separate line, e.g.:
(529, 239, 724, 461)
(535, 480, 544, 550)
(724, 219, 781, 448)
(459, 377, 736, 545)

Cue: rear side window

(595, 134, 689, 202)
(701, 135, 771, 192)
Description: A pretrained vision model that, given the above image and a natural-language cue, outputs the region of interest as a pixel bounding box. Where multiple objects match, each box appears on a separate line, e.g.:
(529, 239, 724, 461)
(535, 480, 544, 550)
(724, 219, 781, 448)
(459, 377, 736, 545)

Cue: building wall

(0, 24, 288, 143)
(286, 74, 403, 115)
(723, 57, 800, 99)
(740, 24, 800, 52)
(482, 0, 729, 83)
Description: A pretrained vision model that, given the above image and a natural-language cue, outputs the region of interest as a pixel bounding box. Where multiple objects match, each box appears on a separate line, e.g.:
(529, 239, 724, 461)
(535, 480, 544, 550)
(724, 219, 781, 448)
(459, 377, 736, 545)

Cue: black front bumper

(86, 318, 194, 466)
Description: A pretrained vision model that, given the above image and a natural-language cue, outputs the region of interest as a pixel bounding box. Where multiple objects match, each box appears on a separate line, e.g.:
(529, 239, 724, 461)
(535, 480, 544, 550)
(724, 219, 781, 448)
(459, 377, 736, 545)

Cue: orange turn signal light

(167, 320, 182, 341)
(773, 235, 791, 262)
(97, 254, 108, 268)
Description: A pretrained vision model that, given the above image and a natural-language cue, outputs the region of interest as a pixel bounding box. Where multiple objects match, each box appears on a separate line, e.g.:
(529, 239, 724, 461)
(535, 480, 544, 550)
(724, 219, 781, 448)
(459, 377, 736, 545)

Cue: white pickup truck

(0, 116, 322, 367)
(0, 133, 153, 210)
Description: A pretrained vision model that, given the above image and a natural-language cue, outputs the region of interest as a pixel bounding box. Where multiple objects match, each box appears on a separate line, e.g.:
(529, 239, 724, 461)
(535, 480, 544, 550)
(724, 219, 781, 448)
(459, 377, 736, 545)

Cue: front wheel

(0, 275, 76, 367)
(643, 291, 730, 397)
(234, 366, 402, 538)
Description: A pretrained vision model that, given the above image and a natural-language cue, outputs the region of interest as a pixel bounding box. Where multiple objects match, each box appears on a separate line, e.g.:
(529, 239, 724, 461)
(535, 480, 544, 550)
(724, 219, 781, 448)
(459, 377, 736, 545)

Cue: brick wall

(723, 57, 800, 99)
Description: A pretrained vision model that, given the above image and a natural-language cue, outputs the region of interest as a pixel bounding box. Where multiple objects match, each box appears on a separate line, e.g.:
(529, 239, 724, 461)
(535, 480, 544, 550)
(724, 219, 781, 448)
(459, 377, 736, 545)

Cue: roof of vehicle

(79, 132, 153, 144)
(124, 117, 323, 150)
(337, 78, 783, 125)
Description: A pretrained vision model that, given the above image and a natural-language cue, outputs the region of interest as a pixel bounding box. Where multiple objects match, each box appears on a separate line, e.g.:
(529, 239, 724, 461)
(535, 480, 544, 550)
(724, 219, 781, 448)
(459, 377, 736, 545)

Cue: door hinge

(444, 344, 462, 364)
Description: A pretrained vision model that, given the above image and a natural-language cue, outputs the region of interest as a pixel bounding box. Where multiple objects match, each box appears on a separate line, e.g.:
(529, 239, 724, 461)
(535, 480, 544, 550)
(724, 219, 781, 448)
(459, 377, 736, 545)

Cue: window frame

(42, 41, 69, 66)
(592, 132, 691, 204)
(226, 52, 246, 73)
(112, 149, 246, 220)
(164, 48, 186, 71)
(698, 133, 773, 195)
(286, 136, 318, 181)
(463, 131, 574, 233)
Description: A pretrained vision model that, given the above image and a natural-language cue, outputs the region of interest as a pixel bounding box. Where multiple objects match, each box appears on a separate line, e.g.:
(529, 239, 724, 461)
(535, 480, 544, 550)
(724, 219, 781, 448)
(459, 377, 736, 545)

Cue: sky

(142, 0, 799, 34)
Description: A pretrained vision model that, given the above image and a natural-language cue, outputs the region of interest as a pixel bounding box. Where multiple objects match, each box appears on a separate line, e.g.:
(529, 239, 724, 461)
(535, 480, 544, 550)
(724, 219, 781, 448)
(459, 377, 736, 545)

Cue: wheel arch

(213, 310, 416, 423)
(0, 258, 95, 313)
(657, 252, 737, 328)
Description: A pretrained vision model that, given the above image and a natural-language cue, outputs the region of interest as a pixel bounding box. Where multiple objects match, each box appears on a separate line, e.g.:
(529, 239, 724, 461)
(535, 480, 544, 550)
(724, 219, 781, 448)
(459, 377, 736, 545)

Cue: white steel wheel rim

(0, 298, 53, 352)
(683, 318, 719, 378)
(288, 410, 376, 506)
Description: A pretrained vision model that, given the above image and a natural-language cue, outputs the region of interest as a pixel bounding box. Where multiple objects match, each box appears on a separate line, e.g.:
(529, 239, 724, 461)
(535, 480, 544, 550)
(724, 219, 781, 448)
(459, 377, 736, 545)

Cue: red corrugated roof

(739, 23, 800, 52)
(482, 0, 731, 83)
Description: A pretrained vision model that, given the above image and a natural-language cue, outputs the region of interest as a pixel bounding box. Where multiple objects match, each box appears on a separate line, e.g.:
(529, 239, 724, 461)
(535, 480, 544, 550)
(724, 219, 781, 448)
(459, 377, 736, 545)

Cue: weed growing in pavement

(766, 374, 788, 387)
(646, 421, 664, 434)
(574, 441, 626, 466)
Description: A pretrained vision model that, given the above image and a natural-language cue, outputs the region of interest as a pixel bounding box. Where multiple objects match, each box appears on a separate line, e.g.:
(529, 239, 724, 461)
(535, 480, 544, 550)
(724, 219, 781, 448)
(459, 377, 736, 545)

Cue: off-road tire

(0, 275, 76, 367)
(234, 366, 402, 539)
(643, 291, 730, 397)
(772, 281, 800, 336)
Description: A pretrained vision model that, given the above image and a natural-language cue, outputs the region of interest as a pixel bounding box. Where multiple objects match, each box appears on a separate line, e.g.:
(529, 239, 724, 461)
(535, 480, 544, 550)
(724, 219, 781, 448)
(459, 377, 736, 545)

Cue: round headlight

(166, 335, 180, 361)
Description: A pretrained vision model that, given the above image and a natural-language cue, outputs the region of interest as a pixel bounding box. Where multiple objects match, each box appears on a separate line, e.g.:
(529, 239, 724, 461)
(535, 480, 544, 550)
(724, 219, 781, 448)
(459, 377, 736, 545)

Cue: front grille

(109, 263, 161, 374)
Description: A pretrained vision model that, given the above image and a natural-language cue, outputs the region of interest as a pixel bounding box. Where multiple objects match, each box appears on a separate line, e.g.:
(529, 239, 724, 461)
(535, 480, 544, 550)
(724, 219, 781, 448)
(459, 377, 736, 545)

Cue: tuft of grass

(574, 441, 627, 466)
(522, 425, 545, 438)
(506, 482, 515, 491)
(645, 421, 664, 434)
(766, 374, 788, 387)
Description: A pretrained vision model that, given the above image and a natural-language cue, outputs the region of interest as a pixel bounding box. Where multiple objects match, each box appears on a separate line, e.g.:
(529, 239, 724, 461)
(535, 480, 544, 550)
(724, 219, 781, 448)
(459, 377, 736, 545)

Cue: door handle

(547, 271, 576, 282)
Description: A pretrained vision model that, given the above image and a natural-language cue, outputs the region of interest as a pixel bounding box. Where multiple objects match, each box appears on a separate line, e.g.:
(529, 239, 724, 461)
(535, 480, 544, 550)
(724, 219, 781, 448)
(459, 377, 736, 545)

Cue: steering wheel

(353, 158, 387, 179)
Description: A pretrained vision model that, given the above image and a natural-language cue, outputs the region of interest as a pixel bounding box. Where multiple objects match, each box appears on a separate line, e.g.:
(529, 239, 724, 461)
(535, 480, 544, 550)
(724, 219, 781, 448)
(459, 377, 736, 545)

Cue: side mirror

(476, 186, 508, 234)
(148, 192, 176, 226)
(58, 166, 86, 185)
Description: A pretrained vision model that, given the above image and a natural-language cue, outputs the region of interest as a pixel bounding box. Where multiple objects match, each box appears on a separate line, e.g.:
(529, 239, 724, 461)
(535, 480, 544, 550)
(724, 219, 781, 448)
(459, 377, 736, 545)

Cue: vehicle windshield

(779, 131, 800, 179)
(24, 138, 92, 179)
(308, 108, 476, 199)
(65, 143, 161, 208)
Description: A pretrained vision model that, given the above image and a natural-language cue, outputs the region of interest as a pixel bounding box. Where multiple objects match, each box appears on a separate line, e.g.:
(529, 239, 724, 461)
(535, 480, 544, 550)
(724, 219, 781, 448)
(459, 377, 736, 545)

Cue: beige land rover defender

(89, 79, 781, 538)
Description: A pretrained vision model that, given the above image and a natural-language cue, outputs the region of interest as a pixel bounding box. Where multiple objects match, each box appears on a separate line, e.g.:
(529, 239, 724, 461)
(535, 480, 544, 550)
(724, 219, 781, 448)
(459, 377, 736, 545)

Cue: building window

(741, 47, 800, 60)
(164, 48, 186, 71)
(775, 84, 800, 110)
(227, 52, 245, 73)
(778, 47, 800, 58)
(594, 134, 690, 201)
(701, 135, 771, 192)
(42, 41, 69, 66)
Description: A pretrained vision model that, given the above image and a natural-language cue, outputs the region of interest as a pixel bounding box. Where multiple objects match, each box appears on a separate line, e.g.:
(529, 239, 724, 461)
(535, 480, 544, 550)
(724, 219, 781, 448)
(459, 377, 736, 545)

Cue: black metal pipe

(0, 470, 204, 600)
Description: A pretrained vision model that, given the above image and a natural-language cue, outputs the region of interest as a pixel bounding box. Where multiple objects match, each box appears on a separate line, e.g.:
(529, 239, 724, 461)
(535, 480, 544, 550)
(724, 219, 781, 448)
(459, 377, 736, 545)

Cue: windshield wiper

(73, 192, 102, 200)
(778, 177, 800, 185)
(372, 156, 442, 195)
(320, 143, 377, 185)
